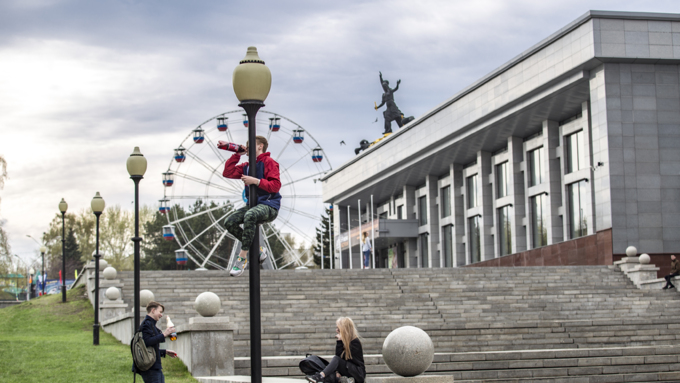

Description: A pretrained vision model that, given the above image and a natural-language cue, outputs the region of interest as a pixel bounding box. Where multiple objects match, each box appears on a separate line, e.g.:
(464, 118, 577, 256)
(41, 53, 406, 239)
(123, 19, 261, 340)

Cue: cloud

(2, 0, 679, 258)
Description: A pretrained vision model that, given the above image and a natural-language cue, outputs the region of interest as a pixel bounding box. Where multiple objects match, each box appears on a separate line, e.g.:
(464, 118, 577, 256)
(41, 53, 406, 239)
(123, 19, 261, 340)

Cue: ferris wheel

(158, 110, 332, 270)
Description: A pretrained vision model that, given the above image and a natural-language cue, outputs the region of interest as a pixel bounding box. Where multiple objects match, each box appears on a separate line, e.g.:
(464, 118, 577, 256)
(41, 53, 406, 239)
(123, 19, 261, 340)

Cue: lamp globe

(232, 47, 272, 102)
(127, 147, 147, 177)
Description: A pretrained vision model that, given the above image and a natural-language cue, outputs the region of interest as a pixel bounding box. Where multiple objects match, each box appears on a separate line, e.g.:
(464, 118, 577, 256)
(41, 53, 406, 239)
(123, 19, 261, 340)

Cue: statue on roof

(375, 71, 414, 135)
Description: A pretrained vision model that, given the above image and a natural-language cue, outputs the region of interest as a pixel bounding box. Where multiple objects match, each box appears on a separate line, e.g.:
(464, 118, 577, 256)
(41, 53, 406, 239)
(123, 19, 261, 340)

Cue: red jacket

(222, 152, 282, 194)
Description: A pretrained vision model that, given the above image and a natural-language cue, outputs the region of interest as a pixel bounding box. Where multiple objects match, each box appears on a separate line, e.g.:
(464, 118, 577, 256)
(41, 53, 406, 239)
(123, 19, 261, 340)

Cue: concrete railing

(174, 316, 236, 377)
(101, 312, 134, 344)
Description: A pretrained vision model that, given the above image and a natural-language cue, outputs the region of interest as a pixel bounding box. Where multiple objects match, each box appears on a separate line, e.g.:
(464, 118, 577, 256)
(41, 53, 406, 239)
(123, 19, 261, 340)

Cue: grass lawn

(0, 284, 198, 383)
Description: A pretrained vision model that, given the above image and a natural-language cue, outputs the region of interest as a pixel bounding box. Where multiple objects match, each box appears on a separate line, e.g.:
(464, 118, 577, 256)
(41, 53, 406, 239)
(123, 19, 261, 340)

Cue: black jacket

(133, 315, 167, 371)
(336, 338, 366, 383)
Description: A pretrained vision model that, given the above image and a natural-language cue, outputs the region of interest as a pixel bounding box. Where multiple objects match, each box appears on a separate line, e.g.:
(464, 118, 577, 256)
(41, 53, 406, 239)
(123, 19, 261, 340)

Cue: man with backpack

(132, 301, 177, 382)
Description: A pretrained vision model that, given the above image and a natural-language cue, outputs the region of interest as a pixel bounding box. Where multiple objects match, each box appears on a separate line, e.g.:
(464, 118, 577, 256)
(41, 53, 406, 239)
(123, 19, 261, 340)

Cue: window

(568, 180, 590, 239)
(419, 196, 428, 226)
(467, 175, 479, 208)
(498, 205, 512, 256)
(397, 205, 403, 220)
(420, 233, 429, 268)
(443, 225, 453, 267)
(468, 216, 481, 263)
(496, 162, 509, 198)
(441, 186, 451, 218)
(566, 130, 585, 174)
(530, 194, 548, 248)
(528, 147, 544, 187)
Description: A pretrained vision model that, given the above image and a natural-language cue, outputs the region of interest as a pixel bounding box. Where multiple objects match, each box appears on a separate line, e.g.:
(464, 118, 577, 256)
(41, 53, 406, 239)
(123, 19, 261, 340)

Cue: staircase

(117, 266, 680, 381)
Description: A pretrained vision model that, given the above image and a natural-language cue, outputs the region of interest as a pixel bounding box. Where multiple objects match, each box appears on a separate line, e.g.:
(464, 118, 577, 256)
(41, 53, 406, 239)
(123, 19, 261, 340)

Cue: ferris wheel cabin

(175, 249, 188, 265)
(193, 127, 205, 143)
(174, 146, 186, 162)
(162, 172, 175, 187)
(293, 128, 305, 143)
(312, 147, 323, 162)
(242, 114, 248, 128)
(158, 199, 170, 214)
(217, 116, 228, 132)
(269, 117, 280, 132)
(162, 225, 175, 241)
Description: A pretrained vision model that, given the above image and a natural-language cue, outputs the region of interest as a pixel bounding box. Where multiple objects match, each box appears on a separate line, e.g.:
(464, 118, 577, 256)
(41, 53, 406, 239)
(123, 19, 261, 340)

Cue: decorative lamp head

(59, 198, 68, 214)
(91, 192, 105, 214)
(232, 46, 272, 102)
(127, 147, 147, 177)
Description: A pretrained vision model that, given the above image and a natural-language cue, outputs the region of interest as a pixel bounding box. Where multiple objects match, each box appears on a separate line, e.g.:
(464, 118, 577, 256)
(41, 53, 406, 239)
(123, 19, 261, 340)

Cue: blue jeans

(363, 250, 370, 268)
(139, 369, 165, 383)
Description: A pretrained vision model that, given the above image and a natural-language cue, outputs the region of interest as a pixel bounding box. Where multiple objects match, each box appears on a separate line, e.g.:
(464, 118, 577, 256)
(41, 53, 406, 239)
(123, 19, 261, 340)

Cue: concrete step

(233, 345, 680, 382)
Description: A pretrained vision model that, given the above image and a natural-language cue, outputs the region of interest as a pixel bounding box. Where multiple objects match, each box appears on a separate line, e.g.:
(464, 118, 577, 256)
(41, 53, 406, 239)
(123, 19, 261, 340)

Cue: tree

(312, 206, 333, 268)
(41, 204, 155, 274)
(0, 155, 10, 275)
(63, 228, 83, 279)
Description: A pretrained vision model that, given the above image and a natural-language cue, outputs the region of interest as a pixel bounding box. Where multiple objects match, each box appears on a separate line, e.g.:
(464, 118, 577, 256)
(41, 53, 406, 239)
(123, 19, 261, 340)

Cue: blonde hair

(336, 317, 360, 360)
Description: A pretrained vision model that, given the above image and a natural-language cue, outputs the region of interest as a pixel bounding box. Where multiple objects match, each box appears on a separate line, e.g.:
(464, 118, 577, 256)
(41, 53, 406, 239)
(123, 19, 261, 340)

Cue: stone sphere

(98, 259, 108, 269)
(105, 286, 120, 301)
(140, 290, 155, 307)
(625, 246, 638, 257)
(195, 292, 221, 317)
(102, 266, 117, 280)
(639, 253, 651, 264)
(382, 326, 434, 377)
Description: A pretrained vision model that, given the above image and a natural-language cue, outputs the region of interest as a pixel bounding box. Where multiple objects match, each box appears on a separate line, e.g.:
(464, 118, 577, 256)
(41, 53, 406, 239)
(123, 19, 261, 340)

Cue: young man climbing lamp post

(220, 136, 281, 277)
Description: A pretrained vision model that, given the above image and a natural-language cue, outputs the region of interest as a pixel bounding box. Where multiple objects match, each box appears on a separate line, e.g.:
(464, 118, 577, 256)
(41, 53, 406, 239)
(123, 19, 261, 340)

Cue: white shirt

(362, 238, 372, 252)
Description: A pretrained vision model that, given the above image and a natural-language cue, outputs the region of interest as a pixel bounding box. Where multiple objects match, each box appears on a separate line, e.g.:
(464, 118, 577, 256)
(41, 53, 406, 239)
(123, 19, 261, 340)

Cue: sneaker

(339, 377, 354, 383)
(259, 246, 268, 264)
(306, 373, 324, 383)
(230, 256, 247, 277)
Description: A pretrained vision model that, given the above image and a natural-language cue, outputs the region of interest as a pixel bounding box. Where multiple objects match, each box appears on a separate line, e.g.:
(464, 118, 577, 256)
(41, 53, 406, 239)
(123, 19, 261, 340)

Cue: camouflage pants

(225, 204, 278, 251)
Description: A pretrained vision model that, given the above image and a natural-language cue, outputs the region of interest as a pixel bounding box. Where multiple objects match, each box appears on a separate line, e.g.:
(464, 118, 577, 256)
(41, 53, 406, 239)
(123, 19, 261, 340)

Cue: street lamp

(59, 198, 68, 302)
(233, 46, 272, 383)
(40, 245, 46, 296)
(127, 147, 147, 332)
(91, 191, 105, 345)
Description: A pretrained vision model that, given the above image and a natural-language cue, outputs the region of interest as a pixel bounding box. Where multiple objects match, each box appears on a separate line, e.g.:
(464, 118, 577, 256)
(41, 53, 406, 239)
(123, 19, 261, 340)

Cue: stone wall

(466, 228, 612, 267)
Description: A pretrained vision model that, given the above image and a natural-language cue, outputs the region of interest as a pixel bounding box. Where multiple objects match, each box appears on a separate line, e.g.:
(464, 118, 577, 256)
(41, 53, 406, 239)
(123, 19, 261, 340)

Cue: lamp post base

(93, 324, 100, 345)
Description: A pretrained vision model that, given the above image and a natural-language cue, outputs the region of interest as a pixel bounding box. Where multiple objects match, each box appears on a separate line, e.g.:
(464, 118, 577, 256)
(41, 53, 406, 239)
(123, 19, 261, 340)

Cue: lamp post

(232, 46, 272, 383)
(127, 147, 147, 332)
(59, 198, 68, 302)
(40, 245, 46, 296)
(91, 191, 105, 345)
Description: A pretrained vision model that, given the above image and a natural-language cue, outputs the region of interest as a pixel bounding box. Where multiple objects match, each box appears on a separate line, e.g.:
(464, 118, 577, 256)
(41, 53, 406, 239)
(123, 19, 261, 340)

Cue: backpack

(299, 354, 329, 375)
(130, 329, 156, 372)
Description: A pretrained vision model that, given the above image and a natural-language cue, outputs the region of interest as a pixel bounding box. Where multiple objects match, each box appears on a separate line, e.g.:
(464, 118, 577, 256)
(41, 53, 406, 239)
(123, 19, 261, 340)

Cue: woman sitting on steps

(307, 317, 366, 383)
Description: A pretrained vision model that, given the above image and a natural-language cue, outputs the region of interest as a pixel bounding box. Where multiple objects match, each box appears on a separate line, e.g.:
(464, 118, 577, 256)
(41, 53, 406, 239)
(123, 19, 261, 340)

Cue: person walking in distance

(361, 232, 371, 269)
(220, 136, 282, 277)
(306, 317, 366, 383)
(663, 254, 680, 289)
(133, 301, 178, 382)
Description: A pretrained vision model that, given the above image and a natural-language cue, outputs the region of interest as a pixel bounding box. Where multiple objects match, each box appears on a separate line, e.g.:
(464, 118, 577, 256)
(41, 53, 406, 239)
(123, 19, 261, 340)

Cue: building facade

(322, 11, 680, 269)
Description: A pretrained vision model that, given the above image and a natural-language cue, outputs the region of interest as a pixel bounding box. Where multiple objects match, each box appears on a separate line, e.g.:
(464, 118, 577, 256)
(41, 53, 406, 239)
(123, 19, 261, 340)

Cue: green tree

(0, 155, 10, 275)
(63, 228, 83, 280)
(312, 206, 333, 268)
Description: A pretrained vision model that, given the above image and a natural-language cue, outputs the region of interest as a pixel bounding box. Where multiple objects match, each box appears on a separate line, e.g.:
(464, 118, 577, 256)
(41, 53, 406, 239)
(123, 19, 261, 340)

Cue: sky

(1, 0, 679, 266)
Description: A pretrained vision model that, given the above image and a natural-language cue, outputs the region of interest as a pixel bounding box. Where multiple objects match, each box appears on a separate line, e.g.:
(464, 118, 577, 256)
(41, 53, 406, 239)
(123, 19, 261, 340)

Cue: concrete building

(322, 10, 680, 269)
